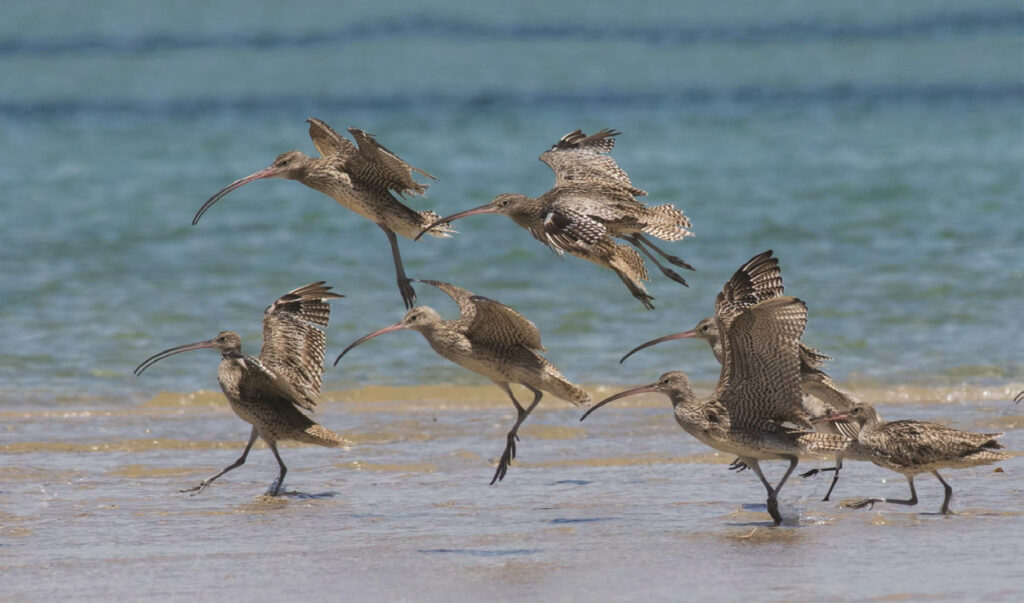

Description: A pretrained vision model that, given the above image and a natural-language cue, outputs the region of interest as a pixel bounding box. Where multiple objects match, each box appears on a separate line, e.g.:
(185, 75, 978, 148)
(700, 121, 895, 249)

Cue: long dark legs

(743, 456, 798, 525)
(800, 453, 845, 501)
(625, 235, 691, 286)
(267, 441, 288, 496)
(183, 427, 258, 495)
(380, 223, 417, 309)
(633, 234, 694, 269)
(932, 471, 954, 514)
(491, 384, 543, 485)
(847, 475, 919, 511)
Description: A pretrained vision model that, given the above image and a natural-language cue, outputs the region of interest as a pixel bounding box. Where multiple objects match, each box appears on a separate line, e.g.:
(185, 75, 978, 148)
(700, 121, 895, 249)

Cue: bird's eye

(500, 200, 509, 207)
(701, 325, 710, 332)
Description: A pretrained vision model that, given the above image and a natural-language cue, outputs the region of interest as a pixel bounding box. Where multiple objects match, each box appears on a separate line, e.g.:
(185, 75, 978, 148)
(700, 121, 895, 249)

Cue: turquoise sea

(1, 1, 1023, 599)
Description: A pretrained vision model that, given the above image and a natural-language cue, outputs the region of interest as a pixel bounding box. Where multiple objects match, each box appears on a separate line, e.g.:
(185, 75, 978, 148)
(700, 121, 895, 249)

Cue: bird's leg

(267, 441, 288, 496)
(932, 470, 954, 514)
(182, 427, 257, 495)
(847, 475, 918, 510)
(615, 271, 655, 310)
(743, 457, 783, 525)
(491, 385, 542, 485)
(625, 235, 689, 286)
(379, 223, 417, 309)
(801, 454, 844, 501)
(633, 234, 695, 271)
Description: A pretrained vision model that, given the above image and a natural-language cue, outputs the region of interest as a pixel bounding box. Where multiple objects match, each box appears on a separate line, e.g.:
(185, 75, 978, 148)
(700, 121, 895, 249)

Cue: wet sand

(2, 383, 1024, 600)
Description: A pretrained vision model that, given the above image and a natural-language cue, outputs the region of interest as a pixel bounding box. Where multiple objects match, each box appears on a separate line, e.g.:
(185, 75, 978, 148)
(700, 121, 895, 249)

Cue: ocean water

(1, 1, 1023, 599)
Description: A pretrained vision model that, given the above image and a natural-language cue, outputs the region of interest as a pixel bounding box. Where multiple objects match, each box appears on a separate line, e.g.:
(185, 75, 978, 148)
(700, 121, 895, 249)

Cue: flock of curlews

(134, 119, 1015, 525)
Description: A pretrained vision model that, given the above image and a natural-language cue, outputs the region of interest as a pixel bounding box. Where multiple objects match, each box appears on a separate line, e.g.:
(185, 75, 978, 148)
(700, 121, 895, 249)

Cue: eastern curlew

(335, 279, 590, 483)
(619, 249, 869, 500)
(134, 282, 347, 495)
(584, 293, 850, 524)
(415, 129, 693, 309)
(815, 403, 1008, 514)
(194, 118, 453, 309)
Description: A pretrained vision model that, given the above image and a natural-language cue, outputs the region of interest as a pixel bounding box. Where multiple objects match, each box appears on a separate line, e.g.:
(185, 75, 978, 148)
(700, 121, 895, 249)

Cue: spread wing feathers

(714, 250, 786, 321)
(259, 281, 343, 410)
(307, 118, 358, 159)
(346, 127, 436, 196)
(533, 207, 609, 254)
(552, 188, 692, 242)
(417, 279, 478, 321)
(466, 295, 545, 352)
(870, 421, 1007, 468)
(715, 297, 810, 429)
(540, 129, 646, 195)
(799, 342, 832, 370)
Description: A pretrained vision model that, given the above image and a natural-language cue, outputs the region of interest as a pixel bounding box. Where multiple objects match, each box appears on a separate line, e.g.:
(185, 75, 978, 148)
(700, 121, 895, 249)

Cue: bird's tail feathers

(642, 204, 692, 241)
(419, 210, 456, 237)
(299, 423, 351, 448)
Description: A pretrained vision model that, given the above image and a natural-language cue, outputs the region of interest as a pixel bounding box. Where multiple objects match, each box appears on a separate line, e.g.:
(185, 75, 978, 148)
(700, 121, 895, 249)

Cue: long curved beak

(133, 338, 218, 376)
(580, 382, 660, 422)
(810, 412, 850, 425)
(334, 321, 406, 366)
(619, 330, 696, 364)
(1015, 391, 1024, 404)
(414, 203, 499, 241)
(193, 166, 280, 225)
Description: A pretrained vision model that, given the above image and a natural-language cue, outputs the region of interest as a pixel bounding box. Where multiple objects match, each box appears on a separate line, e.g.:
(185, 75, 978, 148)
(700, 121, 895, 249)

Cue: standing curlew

(335, 279, 591, 484)
(583, 304, 849, 525)
(194, 118, 453, 309)
(815, 403, 1008, 514)
(134, 282, 348, 495)
(619, 249, 869, 500)
(415, 129, 693, 309)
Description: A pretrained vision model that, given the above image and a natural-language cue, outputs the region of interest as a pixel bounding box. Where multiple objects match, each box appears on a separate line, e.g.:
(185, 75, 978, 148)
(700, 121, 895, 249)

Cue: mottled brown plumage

(816, 403, 1008, 514)
(619, 250, 868, 499)
(193, 118, 452, 309)
(134, 282, 347, 496)
(335, 279, 590, 484)
(416, 129, 693, 309)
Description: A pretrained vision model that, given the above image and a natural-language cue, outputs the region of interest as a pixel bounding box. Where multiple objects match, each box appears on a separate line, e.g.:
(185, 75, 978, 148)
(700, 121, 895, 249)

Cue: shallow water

(2, 0, 1024, 599)
(3, 385, 1024, 600)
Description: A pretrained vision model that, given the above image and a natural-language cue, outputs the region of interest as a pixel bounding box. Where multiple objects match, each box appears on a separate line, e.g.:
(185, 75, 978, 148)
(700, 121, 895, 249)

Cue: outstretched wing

(714, 250, 784, 321)
(417, 279, 478, 323)
(259, 281, 343, 411)
(307, 118, 358, 159)
(715, 296, 810, 429)
(466, 295, 545, 352)
(539, 129, 646, 195)
(347, 127, 436, 196)
(529, 205, 609, 255)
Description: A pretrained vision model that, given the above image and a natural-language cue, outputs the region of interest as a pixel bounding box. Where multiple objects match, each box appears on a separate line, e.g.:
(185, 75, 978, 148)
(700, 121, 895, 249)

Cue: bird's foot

(489, 433, 519, 485)
(800, 468, 820, 479)
(634, 293, 656, 310)
(728, 459, 749, 472)
(845, 497, 880, 510)
(767, 496, 782, 525)
(398, 278, 417, 310)
(658, 267, 689, 287)
(266, 478, 284, 497)
(181, 480, 212, 496)
(665, 255, 695, 271)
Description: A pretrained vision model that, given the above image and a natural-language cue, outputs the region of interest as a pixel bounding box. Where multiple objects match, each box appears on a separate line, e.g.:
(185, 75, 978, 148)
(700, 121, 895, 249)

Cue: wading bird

(134, 282, 347, 495)
(335, 279, 590, 483)
(619, 250, 869, 500)
(815, 403, 1007, 514)
(416, 129, 692, 309)
(194, 118, 453, 309)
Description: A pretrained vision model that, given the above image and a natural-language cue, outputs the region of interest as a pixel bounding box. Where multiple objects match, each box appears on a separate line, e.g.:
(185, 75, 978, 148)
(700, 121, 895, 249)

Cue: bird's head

(334, 306, 443, 366)
(414, 193, 529, 240)
(812, 402, 879, 428)
(192, 151, 311, 225)
(581, 371, 693, 421)
(133, 330, 242, 376)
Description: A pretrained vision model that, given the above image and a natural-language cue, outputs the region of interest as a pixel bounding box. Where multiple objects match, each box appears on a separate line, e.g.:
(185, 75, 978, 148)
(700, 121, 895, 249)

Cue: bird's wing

(715, 296, 810, 429)
(417, 279, 478, 323)
(539, 129, 646, 195)
(466, 295, 545, 352)
(259, 281, 343, 411)
(307, 118, 358, 159)
(714, 250, 785, 321)
(528, 203, 609, 255)
(346, 127, 435, 196)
